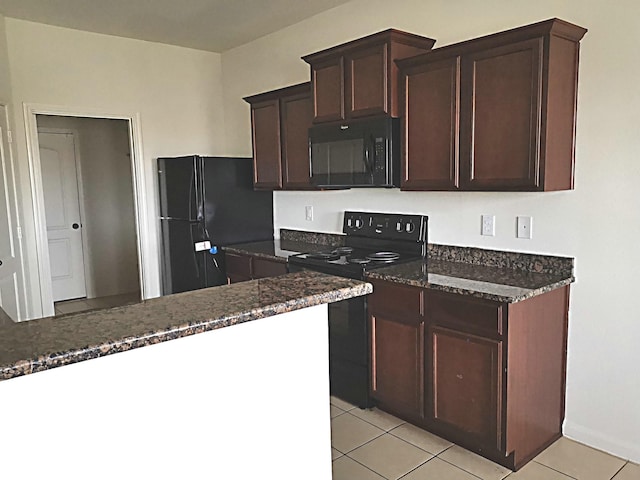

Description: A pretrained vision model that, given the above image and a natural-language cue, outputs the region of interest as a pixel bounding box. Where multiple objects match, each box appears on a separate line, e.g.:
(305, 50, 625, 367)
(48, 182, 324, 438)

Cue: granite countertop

(222, 238, 332, 261)
(366, 259, 574, 303)
(0, 271, 372, 382)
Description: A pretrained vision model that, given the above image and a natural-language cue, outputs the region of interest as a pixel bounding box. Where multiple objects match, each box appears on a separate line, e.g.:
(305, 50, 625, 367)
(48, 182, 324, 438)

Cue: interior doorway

(36, 116, 141, 314)
(23, 103, 151, 319)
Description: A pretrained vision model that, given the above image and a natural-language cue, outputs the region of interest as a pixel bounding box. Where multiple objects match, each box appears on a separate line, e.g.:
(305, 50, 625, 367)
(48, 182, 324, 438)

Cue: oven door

(328, 296, 372, 408)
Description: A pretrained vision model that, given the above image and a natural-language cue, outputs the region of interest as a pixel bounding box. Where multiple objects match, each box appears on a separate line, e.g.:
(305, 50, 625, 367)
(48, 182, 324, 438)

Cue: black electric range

(288, 211, 428, 408)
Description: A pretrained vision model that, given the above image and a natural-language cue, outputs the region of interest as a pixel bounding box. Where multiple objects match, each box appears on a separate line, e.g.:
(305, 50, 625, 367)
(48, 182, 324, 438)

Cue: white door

(39, 131, 87, 301)
(0, 105, 25, 321)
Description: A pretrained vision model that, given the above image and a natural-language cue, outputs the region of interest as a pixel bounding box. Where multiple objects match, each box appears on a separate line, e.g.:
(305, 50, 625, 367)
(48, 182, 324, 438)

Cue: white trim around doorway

(23, 103, 150, 318)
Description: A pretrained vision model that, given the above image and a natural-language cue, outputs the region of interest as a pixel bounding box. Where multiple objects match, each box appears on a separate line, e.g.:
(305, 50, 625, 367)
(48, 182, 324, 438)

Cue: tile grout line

(386, 425, 453, 457)
(338, 430, 387, 456)
(435, 446, 510, 480)
(339, 451, 389, 479)
(395, 456, 434, 480)
(342, 409, 407, 433)
(608, 461, 628, 480)
(531, 460, 579, 479)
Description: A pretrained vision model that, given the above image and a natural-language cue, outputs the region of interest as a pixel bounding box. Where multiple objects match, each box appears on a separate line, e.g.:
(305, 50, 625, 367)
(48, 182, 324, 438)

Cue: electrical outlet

(305, 205, 313, 221)
(481, 215, 495, 236)
(517, 216, 533, 239)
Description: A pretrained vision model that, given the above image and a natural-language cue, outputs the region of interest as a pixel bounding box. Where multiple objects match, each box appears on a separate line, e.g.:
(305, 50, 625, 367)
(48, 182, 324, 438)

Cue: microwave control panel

(374, 137, 386, 172)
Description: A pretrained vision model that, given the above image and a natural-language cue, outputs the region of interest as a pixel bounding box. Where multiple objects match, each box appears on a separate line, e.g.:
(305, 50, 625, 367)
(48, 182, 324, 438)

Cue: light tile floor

(330, 396, 638, 480)
(54, 291, 140, 316)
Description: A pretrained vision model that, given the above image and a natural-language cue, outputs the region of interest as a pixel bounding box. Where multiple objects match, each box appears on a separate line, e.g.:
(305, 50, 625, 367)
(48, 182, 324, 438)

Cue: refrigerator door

(202, 157, 274, 245)
(158, 155, 201, 221)
(160, 219, 207, 294)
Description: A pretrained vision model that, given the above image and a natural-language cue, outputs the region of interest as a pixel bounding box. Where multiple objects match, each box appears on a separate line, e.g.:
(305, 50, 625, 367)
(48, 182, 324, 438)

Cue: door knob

(0, 260, 3, 266)
(72, 223, 80, 230)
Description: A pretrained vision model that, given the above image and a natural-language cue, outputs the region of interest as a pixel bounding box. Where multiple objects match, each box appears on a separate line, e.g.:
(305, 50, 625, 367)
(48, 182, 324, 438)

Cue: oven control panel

(343, 211, 427, 242)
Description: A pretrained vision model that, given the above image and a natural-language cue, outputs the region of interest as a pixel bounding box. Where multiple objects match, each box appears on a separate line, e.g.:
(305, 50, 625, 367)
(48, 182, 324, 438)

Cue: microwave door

(312, 138, 364, 187)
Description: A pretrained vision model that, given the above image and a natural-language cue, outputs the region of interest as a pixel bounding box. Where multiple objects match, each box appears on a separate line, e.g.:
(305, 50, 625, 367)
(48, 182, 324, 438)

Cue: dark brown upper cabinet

(244, 82, 314, 190)
(397, 18, 587, 191)
(302, 29, 436, 124)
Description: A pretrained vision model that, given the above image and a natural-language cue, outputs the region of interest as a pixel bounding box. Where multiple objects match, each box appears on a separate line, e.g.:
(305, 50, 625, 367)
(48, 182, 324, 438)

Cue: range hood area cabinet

(244, 82, 314, 190)
(302, 29, 436, 124)
(397, 18, 587, 191)
(368, 279, 571, 471)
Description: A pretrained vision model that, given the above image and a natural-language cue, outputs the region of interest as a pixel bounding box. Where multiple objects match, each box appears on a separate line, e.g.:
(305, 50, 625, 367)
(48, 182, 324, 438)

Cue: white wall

(0, 14, 11, 103)
(0, 305, 333, 479)
(36, 116, 140, 298)
(221, 0, 640, 463)
(5, 19, 227, 317)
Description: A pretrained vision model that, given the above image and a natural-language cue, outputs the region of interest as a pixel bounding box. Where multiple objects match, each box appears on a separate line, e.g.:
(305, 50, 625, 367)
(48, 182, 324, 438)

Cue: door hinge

(7, 130, 12, 143)
(17, 226, 22, 239)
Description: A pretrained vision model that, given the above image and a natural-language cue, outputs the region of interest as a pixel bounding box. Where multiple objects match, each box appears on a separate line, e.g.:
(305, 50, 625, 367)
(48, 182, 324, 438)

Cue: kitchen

(0, 0, 639, 479)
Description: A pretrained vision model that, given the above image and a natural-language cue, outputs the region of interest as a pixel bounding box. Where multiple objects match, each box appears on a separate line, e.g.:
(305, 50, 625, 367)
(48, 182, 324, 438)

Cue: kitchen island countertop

(0, 271, 372, 382)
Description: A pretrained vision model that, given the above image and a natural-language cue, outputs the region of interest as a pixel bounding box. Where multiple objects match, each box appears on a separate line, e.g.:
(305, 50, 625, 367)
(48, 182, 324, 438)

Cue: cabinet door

(401, 57, 460, 190)
(369, 280, 424, 419)
(225, 252, 252, 284)
(370, 313, 424, 420)
(250, 99, 283, 189)
(280, 91, 314, 189)
(347, 44, 388, 119)
(252, 258, 287, 279)
(311, 57, 344, 123)
(428, 326, 502, 449)
(460, 38, 543, 190)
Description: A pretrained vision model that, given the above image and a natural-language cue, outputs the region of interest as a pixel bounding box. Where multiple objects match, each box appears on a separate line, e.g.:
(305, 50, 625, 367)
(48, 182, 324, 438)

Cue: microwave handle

(308, 137, 313, 179)
(363, 136, 375, 175)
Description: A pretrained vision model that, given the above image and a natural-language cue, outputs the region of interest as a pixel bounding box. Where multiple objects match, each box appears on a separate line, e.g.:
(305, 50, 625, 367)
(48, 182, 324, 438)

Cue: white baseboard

(564, 421, 640, 464)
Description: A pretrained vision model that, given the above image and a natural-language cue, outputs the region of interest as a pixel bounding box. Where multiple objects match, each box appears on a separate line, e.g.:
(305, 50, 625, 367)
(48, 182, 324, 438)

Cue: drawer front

(225, 253, 252, 278)
(252, 257, 288, 279)
(369, 280, 423, 320)
(427, 290, 503, 336)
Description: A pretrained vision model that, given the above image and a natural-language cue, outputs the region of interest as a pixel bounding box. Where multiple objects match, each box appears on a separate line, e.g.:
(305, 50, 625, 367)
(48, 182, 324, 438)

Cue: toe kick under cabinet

(368, 279, 570, 470)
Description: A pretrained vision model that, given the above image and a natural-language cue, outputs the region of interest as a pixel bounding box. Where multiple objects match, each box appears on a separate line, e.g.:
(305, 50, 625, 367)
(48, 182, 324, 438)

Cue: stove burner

(366, 251, 401, 262)
(348, 258, 371, 265)
(333, 246, 354, 255)
(306, 252, 340, 261)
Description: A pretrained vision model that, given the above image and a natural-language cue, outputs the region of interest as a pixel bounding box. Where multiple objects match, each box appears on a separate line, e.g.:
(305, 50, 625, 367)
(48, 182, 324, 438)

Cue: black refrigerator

(158, 155, 274, 294)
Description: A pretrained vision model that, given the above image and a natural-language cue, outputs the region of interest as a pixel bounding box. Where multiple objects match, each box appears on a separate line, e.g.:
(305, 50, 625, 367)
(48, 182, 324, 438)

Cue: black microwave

(309, 117, 400, 188)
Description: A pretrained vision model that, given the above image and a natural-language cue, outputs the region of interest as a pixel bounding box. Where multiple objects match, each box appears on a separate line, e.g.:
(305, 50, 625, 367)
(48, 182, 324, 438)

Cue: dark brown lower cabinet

(369, 280, 425, 421)
(224, 252, 287, 284)
(370, 312, 424, 421)
(368, 279, 570, 471)
(429, 326, 502, 450)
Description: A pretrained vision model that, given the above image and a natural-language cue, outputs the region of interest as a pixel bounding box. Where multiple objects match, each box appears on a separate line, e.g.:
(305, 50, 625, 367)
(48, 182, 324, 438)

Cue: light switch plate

(481, 215, 495, 236)
(517, 216, 532, 239)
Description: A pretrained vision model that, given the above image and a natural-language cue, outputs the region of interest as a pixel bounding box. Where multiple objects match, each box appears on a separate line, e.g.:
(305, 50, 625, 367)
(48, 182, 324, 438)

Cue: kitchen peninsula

(0, 271, 371, 479)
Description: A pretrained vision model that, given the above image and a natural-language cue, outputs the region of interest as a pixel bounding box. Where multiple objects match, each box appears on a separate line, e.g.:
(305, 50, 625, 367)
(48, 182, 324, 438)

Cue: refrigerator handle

(188, 167, 195, 221)
(196, 156, 204, 222)
(190, 223, 202, 280)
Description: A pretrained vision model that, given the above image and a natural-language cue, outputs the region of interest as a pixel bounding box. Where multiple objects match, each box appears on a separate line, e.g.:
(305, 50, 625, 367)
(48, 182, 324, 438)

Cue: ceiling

(0, 0, 352, 52)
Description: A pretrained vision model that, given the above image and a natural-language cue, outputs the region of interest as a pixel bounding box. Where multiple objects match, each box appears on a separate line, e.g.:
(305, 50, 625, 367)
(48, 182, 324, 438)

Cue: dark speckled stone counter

(366, 259, 573, 303)
(222, 238, 325, 261)
(0, 271, 371, 382)
(222, 229, 345, 261)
